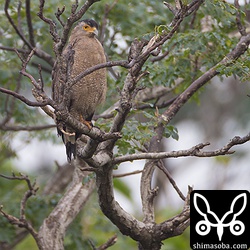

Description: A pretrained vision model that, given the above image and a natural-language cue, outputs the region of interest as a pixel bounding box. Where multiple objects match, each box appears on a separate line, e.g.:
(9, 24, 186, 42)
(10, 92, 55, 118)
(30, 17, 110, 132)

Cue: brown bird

(52, 19, 107, 162)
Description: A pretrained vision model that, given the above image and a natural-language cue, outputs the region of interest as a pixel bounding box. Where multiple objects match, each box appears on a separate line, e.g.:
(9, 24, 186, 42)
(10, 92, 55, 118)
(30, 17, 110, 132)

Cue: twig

(97, 234, 117, 250)
(37, 0, 59, 43)
(4, 0, 32, 50)
(55, 5, 66, 27)
(99, 0, 118, 44)
(234, 0, 247, 36)
(0, 87, 49, 107)
(71, 60, 130, 87)
(0, 45, 28, 54)
(164, 1, 176, 14)
(113, 170, 143, 178)
(17, 49, 43, 90)
(71, 0, 79, 14)
(0, 124, 55, 131)
(38, 64, 44, 91)
(17, 1, 24, 36)
(157, 160, 185, 201)
(25, 0, 36, 47)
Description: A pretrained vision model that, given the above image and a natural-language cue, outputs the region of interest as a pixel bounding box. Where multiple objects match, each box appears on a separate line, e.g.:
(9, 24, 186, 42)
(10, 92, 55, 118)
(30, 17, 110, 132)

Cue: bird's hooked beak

(87, 26, 98, 36)
(92, 27, 98, 36)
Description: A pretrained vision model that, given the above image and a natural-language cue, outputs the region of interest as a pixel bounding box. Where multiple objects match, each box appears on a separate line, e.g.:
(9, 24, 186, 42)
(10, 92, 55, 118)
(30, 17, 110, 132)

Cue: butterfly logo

(193, 193, 247, 241)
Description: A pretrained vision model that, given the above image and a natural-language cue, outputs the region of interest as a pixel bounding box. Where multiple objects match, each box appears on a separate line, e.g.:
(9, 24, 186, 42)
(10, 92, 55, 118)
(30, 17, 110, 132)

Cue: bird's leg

(80, 115, 93, 130)
(60, 127, 76, 137)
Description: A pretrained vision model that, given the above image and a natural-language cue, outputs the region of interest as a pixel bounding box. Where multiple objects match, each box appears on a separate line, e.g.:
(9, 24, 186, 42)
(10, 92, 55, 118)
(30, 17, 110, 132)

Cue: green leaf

(163, 125, 179, 141)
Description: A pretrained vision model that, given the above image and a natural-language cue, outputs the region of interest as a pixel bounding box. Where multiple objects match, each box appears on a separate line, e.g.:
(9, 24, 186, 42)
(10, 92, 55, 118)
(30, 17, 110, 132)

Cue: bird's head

(74, 19, 99, 37)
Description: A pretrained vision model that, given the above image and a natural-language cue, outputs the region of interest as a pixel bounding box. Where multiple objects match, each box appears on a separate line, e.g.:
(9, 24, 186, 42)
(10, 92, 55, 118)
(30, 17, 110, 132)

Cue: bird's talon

(60, 128, 75, 136)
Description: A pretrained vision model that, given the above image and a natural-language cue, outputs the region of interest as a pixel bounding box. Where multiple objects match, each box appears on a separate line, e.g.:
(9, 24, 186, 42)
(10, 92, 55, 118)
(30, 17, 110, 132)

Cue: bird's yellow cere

(83, 24, 96, 33)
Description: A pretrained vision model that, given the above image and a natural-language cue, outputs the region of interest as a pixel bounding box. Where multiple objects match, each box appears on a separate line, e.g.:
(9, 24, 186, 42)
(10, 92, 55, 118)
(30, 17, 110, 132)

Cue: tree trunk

(37, 160, 95, 250)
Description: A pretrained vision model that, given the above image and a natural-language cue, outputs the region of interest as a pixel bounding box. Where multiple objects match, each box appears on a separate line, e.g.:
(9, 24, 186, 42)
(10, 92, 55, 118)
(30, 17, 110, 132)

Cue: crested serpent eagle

(52, 19, 107, 162)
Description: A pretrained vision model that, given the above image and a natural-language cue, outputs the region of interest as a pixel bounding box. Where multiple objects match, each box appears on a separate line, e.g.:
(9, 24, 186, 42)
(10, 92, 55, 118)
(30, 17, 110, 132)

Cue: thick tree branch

(95, 2, 207, 249)
(96, 164, 149, 243)
(155, 187, 192, 241)
(38, 165, 96, 250)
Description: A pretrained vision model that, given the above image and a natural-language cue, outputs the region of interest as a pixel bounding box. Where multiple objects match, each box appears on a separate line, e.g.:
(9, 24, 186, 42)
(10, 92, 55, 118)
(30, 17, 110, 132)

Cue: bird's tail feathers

(57, 125, 78, 162)
(63, 130, 77, 162)
(65, 141, 76, 162)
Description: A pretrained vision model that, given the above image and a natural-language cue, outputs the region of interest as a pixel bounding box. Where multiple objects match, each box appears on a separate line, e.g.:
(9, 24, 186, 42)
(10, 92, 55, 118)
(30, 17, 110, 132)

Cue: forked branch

(0, 173, 38, 239)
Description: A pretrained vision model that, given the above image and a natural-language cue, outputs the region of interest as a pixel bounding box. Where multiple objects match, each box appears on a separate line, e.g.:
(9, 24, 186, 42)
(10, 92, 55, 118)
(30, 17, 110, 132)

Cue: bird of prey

(52, 19, 107, 162)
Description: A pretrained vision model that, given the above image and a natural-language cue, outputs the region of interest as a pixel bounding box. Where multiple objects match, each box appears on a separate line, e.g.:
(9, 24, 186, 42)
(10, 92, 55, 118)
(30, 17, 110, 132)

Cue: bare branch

(4, 0, 54, 66)
(113, 133, 250, 165)
(37, 0, 59, 43)
(96, 164, 149, 243)
(113, 170, 143, 178)
(97, 234, 117, 250)
(156, 160, 185, 201)
(0, 87, 49, 107)
(71, 60, 130, 87)
(4, 0, 32, 50)
(55, 5, 66, 27)
(19, 49, 42, 90)
(0, 173, 38, 239)
(0, 45, 28, 54)
(234, 0, 247, 36)
(99, 0, 119, 44)
(0, 124, 55, 131)
(163, 1, 176, 14)
(25, 0, 35, 47)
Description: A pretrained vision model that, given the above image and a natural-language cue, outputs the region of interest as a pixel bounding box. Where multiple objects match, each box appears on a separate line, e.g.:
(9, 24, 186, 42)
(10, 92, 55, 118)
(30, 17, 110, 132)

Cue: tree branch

(4, 0, 54, 66)
(0, 173, 39, 239)
(0, 87, 49, 107)
(38, 165, 96, 250)
(0, 124, 55, 131)
(234, 0, 247, 36)
(97, 234, 117, 250)
(71, 60, 130, 87)
(25, 0, 35, 47)
(4, 0, 32, 50)
(156, 160, 185, 201)
(113, 170, 143, 178)
(155, 187, 192, 241)
(113, 133, 250, 164)
(95, 2, 207, 249)
(158, 34, 250, 126)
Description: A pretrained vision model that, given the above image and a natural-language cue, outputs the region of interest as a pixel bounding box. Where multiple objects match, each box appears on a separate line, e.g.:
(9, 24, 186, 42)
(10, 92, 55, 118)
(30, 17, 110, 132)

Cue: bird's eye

(83, 25, 89, 30)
